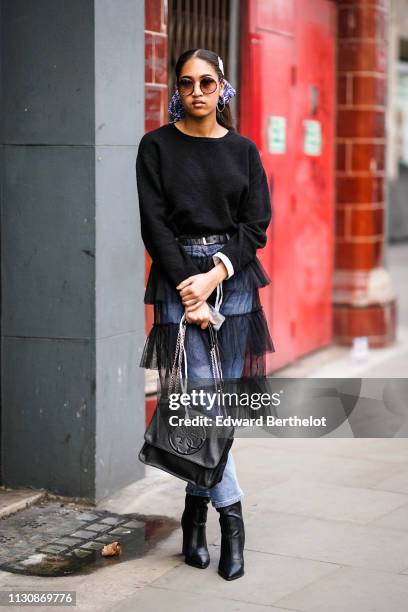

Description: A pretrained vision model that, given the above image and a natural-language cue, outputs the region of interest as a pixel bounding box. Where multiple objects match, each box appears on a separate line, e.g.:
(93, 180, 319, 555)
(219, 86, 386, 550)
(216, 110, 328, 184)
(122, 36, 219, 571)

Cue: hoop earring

(217, 96, 226, 112)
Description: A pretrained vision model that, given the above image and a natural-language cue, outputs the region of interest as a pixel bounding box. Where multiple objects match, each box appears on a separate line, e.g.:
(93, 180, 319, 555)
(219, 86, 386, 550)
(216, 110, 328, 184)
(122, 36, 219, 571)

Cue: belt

(176, 232, 230, 245)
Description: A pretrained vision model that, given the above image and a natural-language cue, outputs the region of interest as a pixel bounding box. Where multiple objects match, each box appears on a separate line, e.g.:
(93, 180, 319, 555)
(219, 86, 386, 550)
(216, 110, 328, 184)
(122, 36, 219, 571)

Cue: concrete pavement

(1, 385, 408, 610)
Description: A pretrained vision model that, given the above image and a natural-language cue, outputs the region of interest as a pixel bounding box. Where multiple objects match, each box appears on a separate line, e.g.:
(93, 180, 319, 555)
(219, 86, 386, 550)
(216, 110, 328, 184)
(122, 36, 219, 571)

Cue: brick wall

(145, 0, 168, 131)
(334, 0, 396, 347)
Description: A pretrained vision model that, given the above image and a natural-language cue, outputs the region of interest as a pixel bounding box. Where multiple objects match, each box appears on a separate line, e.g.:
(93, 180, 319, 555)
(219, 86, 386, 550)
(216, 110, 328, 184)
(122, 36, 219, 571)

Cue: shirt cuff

(212, 252, 234, 279)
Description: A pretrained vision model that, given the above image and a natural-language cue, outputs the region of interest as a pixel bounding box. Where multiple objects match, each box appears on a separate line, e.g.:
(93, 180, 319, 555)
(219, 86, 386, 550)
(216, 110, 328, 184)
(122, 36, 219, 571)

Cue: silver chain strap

(168, 314, 187, 396)
(168, 315, 224, 417)
(209, 324, 224, 395)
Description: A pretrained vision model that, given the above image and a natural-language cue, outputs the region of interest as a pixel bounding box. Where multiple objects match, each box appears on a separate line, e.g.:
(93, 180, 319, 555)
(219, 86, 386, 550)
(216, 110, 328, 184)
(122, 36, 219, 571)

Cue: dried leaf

(100, 541, 122, 557)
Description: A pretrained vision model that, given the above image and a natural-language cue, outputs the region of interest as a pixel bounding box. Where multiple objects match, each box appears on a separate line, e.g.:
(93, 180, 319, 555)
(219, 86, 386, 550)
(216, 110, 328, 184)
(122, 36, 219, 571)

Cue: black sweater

(135, 122, 272, 287)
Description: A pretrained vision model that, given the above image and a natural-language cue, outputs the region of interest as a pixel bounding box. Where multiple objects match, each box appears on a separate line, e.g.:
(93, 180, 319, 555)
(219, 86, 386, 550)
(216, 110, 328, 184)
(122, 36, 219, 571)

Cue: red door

(240, 0, 336, 371)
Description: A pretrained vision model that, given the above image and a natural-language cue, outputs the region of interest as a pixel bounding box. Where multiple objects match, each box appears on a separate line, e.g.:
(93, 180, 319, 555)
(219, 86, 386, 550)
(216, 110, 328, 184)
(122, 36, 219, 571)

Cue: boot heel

(216, 500, 245, 580)
(181, 494, 211, 569)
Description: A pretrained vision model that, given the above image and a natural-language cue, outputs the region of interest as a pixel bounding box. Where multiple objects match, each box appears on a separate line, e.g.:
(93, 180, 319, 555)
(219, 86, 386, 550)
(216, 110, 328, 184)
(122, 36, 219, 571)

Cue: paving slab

(368, 503, 408, 532)
(239, 510, 408, 573)
(371, 468, 408, 494)
(107, 585, 296, 612)
(0, 487, 45, 519)
(237, 443, 408, 492)
(274, 565, 408, 612)
(247, 474, 408, 524)
(147, 546, 341, 607)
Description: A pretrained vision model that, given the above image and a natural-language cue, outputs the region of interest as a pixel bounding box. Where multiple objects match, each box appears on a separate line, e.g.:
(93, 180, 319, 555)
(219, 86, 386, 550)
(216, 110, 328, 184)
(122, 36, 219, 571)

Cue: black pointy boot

(181, 493, 211, 569)
(216, 500, 245, 580)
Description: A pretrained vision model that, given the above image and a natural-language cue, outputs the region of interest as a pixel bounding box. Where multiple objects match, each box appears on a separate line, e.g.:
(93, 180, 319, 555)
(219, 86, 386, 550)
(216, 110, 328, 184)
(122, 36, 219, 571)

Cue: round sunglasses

(177, 76, 221, 96)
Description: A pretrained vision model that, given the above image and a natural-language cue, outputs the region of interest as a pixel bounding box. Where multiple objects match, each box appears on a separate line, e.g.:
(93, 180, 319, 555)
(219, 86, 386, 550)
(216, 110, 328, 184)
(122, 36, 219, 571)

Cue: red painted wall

(240, 0, 337, 371)
(143, 1, 169, 424)
(143, 0, 169, 338)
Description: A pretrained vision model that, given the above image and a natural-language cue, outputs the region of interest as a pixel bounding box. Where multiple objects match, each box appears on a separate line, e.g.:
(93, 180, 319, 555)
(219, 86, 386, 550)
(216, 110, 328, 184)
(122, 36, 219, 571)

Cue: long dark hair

(174, 48, 235, 130)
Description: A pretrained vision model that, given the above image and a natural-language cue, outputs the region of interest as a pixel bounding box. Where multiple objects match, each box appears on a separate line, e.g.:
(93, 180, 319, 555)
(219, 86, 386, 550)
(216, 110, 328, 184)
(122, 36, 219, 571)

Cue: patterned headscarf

(168, 54, 236, 123)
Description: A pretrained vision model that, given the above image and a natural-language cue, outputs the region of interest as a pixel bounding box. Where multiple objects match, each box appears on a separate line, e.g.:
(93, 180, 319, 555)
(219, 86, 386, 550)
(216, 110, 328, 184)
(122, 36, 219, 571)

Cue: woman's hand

(176, 262, 228, 312)
(185, 301, 216, 330)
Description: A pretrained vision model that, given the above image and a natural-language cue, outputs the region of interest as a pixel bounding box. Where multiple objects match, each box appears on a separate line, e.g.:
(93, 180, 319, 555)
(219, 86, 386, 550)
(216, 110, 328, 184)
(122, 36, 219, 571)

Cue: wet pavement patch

(0, 498, 179, 577)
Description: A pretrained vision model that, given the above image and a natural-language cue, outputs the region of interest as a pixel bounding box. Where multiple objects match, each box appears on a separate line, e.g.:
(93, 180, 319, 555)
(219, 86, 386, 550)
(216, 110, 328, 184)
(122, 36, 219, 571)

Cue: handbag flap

(144, 398, 234, 469)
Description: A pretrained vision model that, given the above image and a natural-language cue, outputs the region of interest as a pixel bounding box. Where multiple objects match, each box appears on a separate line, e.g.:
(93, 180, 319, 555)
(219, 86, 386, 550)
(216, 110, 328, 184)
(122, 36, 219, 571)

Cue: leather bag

(138, 314, 234, 488)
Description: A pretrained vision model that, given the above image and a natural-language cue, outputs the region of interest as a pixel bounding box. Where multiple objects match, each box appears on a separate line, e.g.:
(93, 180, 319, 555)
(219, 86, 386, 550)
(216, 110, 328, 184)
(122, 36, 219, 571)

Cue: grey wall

(94, 0, 146, 500)
(1, 0, 146, 501)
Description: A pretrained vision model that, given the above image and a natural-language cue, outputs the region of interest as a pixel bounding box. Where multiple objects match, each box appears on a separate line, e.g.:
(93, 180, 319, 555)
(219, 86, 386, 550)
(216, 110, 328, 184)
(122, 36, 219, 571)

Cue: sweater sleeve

(213, 142, 272, 274)
(212, 252, 235, 279)
(136, 134, 202, 287)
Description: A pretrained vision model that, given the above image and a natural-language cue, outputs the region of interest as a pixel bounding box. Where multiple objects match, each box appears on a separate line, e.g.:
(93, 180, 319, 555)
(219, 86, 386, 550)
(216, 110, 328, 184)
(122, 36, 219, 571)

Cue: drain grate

(0, 499, 178, 577)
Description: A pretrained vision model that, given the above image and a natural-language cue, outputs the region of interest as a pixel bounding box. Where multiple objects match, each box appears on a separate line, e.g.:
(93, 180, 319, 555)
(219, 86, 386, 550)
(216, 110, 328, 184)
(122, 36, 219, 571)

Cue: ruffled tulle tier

(141, 246, 275, 383)
(144, 254, 271, 304)
(139, 302, 275, 380)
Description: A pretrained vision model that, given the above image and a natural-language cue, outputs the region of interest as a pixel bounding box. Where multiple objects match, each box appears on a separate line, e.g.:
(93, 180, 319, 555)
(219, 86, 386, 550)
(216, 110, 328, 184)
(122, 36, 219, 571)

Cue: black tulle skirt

(139, 245, 276, 386)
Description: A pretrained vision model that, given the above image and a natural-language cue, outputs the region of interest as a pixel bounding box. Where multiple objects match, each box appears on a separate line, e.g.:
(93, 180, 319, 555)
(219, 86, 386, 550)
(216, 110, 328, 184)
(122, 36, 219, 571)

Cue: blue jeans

(159, 241, 250, 508)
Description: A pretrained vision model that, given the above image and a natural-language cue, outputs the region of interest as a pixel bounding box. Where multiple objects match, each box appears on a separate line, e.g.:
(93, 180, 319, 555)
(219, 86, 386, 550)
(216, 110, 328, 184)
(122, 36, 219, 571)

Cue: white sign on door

(303, 119, 322, 156)
(267, 116, 286, 154)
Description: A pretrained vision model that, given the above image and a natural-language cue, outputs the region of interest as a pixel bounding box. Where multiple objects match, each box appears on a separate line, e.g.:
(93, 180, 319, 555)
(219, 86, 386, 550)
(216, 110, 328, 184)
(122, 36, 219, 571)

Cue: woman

(136, 48, 275, 581)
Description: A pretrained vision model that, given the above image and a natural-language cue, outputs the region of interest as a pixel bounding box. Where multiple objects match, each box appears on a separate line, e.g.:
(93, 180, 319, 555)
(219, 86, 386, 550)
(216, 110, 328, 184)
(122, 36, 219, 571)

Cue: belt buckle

(202, 236, 207, 245)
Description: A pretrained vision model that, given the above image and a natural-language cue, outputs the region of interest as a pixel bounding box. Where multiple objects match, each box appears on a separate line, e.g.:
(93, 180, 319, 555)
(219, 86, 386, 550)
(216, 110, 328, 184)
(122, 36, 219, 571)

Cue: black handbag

(138, 313, 234, 488)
